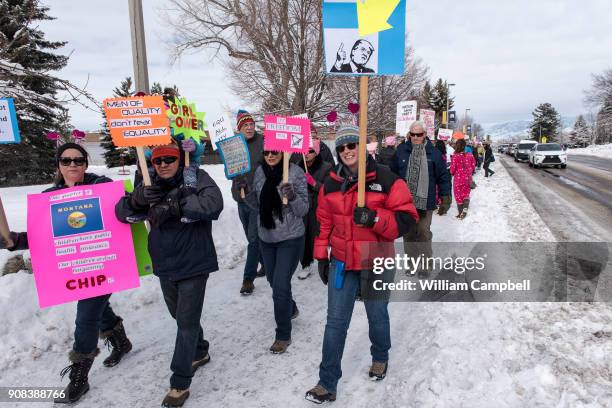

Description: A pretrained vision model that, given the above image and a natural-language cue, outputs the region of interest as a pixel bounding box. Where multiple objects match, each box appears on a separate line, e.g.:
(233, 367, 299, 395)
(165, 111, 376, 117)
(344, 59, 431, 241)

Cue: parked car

(528, 143, 567, 169)
(507, 144, 517, 156)
(498, 144, 509, 153)
(514, 140, 538, 162)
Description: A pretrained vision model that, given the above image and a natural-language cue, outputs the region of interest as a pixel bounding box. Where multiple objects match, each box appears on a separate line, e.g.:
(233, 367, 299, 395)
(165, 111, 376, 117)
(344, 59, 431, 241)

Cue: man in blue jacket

(116, 142, 223, 408)
(391, 122, 451, 274)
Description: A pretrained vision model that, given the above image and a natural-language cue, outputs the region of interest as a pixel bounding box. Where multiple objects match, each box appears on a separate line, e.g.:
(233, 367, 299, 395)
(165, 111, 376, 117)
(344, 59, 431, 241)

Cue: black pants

(484, 162, 495, 177)
(159, 275, 209, 390)
(74, 294, 119, 354)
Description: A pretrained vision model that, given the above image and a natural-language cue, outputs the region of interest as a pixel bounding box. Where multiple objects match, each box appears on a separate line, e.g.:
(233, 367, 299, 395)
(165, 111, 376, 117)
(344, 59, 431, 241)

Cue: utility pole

(446, 83, 455, 129)
(128, 0, 152, 186)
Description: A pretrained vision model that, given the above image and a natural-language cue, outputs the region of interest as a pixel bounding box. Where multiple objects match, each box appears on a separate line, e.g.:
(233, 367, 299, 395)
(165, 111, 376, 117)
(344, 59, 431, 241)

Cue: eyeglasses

(59, 157, 87, 167)
(263, 151, 281, 157)
(336, 143, 357, 153)
(409, 132, 425, 137)
(152, 156, 178, 166)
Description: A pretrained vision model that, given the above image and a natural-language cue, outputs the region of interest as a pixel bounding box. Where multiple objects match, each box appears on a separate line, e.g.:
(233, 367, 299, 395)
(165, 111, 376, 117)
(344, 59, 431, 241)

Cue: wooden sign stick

(0, 197, 13, 248)
(357, 76, 369, 207)
(136, 146, 152, 187)
(283, 152, 290, 205)
(302, 153, 309, 174)
(185, 150, 190, 167)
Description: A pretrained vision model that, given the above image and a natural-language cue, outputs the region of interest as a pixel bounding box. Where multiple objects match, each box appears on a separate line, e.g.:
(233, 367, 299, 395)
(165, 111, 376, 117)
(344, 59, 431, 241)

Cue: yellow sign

(442, 111, 448, 125)
(357, 0, 401, 36)
(541, 136, 548, 143)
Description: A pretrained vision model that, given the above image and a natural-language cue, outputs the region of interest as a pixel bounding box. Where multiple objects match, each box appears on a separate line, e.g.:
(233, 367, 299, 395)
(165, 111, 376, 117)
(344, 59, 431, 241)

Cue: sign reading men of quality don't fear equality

(323, 0, 406, 76)
(103, 95, 171, 147)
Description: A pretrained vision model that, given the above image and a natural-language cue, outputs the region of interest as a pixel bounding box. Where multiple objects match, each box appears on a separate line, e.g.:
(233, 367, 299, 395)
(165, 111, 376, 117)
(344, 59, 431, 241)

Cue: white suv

(528, 143, 567, 169)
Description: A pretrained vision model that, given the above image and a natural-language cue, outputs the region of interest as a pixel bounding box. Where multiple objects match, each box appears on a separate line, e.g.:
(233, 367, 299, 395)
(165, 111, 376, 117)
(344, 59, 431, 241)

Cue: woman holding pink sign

(0, 142, 133, 404)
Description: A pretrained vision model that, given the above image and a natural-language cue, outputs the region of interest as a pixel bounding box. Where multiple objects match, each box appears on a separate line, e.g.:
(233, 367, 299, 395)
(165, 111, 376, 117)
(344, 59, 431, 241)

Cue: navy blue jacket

(390, 139, 452, 210)
(115, 169, 223, 281)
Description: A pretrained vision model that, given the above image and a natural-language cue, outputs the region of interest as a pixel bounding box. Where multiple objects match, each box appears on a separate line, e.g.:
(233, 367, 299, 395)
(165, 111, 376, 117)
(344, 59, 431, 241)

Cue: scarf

(337, 163, 358, 193)
(406, 143, 429, 210)
(259, 162, 284, 229)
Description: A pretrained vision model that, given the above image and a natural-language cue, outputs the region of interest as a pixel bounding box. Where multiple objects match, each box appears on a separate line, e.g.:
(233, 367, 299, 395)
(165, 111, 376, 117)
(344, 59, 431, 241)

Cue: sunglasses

(410, 132, 425, 137)
(336, 143, 357, 153)
(263, 151, 281, 157)
(152, 156, 178, 166)
(308, 149, 316, 155)
(59, 157, 87, 167)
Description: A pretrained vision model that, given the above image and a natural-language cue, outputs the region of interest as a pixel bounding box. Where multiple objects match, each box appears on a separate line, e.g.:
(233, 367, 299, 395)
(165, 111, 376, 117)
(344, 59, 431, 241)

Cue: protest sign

(216, 133, 252, 179)
(27, 181, 140, 308)
(123, 180, 153, 277)
(322, 0, 406, 76)
(209, 114, 233, 151)
(0, 98, 21, 144)
(420, 109, 436, 138)
(103, 95, 170, 147)
(166, 96, 206, 166)
(438, 128, 453, 141)
(396, 100, 418, 136)
(263, 115, 311, 154)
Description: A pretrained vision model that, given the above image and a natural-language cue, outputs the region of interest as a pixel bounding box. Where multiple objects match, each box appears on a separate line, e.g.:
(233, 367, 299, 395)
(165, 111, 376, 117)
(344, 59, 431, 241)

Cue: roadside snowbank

(568, 143, 612, 159)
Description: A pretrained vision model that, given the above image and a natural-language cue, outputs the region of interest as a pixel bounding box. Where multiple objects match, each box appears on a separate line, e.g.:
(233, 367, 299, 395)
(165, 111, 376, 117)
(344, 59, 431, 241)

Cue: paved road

(501, 154, 612, 241)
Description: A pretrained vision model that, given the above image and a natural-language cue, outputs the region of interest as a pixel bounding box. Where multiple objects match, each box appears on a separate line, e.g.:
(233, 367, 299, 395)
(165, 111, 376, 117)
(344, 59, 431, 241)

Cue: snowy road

(501, 155, 612, 241)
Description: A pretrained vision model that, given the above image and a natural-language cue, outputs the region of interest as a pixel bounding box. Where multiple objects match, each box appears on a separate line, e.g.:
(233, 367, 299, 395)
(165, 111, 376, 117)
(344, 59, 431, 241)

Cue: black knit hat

(56, 143, 89, 167)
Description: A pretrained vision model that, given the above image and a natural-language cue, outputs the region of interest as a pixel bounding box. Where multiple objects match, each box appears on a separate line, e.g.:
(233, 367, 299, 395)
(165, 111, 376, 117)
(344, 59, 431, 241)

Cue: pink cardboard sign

(264, 114, 311, 154)
(27, 181, 139, 308)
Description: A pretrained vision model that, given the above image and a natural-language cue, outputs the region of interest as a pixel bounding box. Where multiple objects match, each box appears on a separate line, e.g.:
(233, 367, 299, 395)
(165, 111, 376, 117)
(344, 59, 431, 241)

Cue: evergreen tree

(594, 97, 612, 144)
(529, 103, 561, 142)
(419, 81, 433, 110)
(0, 0, 69, 186)
(569, 115, 591, 147)
(428, 79, 455, 130)
(100, 77, 137, 167)
(150, 82, 163, 95)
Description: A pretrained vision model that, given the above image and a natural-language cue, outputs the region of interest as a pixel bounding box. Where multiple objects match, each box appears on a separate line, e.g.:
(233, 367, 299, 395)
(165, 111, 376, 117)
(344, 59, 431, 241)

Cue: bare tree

(166, 0, 337, 119)
(165, 0, 429, 128)
(584, 69, 612, 144)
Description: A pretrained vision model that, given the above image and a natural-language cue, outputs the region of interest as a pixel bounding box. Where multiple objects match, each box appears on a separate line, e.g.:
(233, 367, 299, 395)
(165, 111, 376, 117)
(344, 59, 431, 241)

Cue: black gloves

(279, 183, 296, 202)
(353, 206, 377, 228)
(183, 164, 198, 192)
(131, 185, 165, 208)
(148, 189, 181, 228)
(437, 196, 451, 216)
(318, 259, 330, 285)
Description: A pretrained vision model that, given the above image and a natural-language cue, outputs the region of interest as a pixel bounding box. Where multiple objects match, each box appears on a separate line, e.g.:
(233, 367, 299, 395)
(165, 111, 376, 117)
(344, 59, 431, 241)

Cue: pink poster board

(420, 109, 436, 138)
(27, 181, 139, 308)
(264, 115, 311, 154)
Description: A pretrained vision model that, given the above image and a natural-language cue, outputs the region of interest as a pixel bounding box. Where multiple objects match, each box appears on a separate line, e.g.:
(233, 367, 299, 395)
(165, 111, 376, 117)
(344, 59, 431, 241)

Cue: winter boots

(457, 200, 470, 220)
(240, 279, 255, 295)
(191, 352, 211, 375)
(305, 384, 336, 404)
(54, 349, 99, 404)
(256, 265, 266, 278)
(162, 388, 190, 407)
(269, 339, 292, 354)
(100, 317, 132, 367)
(369, 361, 388, 381)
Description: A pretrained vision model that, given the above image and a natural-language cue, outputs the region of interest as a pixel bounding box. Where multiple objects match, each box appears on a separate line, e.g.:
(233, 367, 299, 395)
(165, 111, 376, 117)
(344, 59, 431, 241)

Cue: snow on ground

(0, 164, 610, 408)
(568, 143, 612, 159)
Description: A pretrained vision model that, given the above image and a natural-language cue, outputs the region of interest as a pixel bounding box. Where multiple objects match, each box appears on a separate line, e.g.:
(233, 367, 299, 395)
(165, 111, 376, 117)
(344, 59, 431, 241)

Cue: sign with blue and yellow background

(51, 198, 104, 238)
(323, 0, 406, 76)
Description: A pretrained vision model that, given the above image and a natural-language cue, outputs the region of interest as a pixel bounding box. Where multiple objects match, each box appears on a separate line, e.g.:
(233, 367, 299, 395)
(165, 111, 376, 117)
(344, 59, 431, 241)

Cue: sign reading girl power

(263, 115, 311, 154)
(27, 181, 139, 308)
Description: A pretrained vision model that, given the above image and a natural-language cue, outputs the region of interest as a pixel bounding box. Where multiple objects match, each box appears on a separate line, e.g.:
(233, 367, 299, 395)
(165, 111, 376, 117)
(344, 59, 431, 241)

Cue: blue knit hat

(335, 125, 360, 148)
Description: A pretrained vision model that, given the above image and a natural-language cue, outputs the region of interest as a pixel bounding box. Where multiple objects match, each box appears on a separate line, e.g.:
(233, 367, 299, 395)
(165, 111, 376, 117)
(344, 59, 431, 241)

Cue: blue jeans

(259, 236, 304, 341)
(73, 294, 119, 354)
(159, 275, 209, 390)
(318, 260, 391, 394)
(238, 201, 261, 281)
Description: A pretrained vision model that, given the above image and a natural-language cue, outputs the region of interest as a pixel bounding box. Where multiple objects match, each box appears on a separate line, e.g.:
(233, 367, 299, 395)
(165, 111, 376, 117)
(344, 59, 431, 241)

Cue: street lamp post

(464, 108, 471, 135)
(446, 83, 455, 129)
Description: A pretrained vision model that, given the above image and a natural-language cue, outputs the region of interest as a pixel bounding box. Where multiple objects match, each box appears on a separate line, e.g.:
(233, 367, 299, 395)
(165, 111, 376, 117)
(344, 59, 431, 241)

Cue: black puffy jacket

(115, 169, 223, 281)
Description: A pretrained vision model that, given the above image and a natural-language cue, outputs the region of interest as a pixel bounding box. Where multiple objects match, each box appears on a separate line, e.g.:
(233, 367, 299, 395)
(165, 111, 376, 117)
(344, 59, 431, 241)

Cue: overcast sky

(39, 0, 612, 130)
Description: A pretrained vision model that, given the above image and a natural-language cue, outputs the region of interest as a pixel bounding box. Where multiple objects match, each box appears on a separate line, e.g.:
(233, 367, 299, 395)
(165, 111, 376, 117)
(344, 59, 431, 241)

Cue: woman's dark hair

(54, 143, 89, 186)
(455, 139, 466, 153)
(435, 140, 447, 155)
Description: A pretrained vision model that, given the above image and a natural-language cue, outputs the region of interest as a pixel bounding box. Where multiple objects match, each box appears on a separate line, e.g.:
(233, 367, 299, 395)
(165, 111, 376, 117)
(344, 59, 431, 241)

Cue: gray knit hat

(335, 125, 360, 148)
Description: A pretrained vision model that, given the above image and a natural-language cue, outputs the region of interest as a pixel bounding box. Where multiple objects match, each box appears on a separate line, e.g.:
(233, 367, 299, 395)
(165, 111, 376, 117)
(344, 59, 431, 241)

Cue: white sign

(0, 98, 21, 144)
(209, 114, 233, 151)
(396, 100, 417, 136)
(438, 128, 453, 140)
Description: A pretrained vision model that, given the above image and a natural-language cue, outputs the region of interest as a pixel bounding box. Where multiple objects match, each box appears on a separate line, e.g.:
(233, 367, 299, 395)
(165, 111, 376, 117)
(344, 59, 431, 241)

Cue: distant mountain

(483, 116, 576, 141)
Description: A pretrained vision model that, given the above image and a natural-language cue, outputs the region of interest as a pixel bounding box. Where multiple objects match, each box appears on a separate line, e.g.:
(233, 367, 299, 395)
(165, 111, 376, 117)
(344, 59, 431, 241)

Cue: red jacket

(314, 158, 419, 271)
